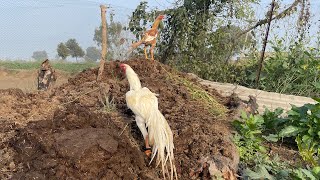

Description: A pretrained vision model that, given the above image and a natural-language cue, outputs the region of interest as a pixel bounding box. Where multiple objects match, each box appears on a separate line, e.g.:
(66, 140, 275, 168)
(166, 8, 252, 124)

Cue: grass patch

(101, 94, 116, 113)
(0, 60, 42, 70)
(0, 60, 98, 74)
(99, 92, 117, 113)
(178, 77, 227, 116)
(158, 62, 227, 117)
(52, 62, 97, 74)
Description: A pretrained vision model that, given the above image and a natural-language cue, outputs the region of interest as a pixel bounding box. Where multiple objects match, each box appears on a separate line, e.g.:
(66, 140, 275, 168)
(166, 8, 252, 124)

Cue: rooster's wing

(125, 87, 159, 120)
(142, 29, 158, 43)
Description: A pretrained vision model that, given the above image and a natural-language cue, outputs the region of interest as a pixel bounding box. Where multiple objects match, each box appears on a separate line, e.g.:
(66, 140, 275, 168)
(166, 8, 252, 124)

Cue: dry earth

(0, 60, 284, 179)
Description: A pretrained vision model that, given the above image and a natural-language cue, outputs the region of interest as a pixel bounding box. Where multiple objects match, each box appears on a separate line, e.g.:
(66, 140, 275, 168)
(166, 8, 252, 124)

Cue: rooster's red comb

(157, 15, 165, 19)
(119, 63, 127, 73)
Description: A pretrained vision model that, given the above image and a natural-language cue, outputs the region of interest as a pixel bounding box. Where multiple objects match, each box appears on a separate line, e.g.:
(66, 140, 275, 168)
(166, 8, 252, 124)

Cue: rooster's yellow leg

(145, 135, 150, 148)
(144, 135, 152, 157)
(150, 44, 155, 60)
(136, 116, 152, 157)
(144, 46, 149, 59)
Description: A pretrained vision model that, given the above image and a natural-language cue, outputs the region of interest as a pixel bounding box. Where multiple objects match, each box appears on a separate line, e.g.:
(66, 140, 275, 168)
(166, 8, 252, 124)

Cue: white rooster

(120, 63, 177, 180)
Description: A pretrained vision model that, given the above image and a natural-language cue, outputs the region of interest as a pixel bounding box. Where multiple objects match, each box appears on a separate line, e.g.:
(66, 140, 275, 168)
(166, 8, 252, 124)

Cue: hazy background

(0, 0, 318, 60)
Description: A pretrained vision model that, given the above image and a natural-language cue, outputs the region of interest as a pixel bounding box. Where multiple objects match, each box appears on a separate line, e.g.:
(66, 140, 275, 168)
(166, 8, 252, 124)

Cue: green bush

(263, 98, 320, 167)
(171, 39, 320, 97)
(257, 40, 320, 97)
(233, 99, 320, 179)
(233, 112, 294, 179)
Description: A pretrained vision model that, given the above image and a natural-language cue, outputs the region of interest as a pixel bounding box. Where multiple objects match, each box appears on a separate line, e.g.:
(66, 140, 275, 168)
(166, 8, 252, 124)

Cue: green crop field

(0, 60, 98, 74)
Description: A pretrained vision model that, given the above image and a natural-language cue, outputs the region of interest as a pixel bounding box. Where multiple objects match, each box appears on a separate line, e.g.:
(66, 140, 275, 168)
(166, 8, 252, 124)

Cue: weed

(101, 94, 116, 113)
(233, 112, 266, 164)
(157, 62, 227, 117)
(178, 77, 227, 117)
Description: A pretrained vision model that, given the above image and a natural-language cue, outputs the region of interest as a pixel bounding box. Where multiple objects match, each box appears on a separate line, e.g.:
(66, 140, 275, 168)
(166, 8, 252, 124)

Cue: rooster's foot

(144, 147, 152, 157)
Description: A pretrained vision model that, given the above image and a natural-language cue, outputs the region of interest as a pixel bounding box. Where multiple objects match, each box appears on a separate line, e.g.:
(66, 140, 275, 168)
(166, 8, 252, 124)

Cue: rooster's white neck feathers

(125, 65, 142, 90)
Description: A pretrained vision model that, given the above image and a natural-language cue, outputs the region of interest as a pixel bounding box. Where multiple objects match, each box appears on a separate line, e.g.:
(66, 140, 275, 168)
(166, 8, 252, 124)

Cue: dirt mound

(1, 59, 239, 179)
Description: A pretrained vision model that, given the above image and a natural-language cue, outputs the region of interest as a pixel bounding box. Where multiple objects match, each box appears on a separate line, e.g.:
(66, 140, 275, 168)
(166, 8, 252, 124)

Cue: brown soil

(0, 59, 239, 179)
(266, 141, 304, 167)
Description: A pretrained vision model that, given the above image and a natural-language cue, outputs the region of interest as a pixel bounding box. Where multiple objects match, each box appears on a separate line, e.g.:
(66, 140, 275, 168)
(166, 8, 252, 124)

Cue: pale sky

(0, 0, 174, 60)
(0, 0, 318, 60)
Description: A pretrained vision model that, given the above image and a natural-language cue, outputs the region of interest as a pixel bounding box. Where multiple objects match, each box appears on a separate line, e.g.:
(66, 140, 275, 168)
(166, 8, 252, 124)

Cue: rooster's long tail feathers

(147, 109, 177, 180)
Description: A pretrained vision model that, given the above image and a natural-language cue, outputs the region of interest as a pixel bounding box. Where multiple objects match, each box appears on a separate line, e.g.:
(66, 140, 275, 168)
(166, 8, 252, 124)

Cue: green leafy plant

(242, 155, 293, 180)
(263, 99, 320, 167)
(233, 104, 320, 179)
(233, 112, 267, 164)
(232, 112, 292, 179)
(296, 136, 319, 167)
(291, 167, 320, 180)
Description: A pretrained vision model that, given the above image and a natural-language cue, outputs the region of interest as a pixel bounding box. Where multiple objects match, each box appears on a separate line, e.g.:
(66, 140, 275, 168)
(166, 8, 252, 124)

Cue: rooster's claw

(144, 147, 152, 157)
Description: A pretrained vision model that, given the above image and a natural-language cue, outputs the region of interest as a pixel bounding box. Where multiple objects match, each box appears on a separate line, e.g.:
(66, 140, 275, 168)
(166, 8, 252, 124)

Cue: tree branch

(256, 0, 276, 88)
(239, 0, 300, 37)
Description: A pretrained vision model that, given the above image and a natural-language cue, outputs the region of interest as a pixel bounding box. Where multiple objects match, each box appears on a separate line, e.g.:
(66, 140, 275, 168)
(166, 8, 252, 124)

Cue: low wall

(194, 75, 316, 114)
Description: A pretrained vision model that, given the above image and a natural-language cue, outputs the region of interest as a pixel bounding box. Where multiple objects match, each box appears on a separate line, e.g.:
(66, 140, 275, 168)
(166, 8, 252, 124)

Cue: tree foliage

(65, 38, 85, 61)
(57, 42, 69, 60)
(128, 1, 257, 67)
(85, 46, 100, 62)
(32, 50, 48, 60)
(93, 13, 125, 60)
(127, 0, 312, 87)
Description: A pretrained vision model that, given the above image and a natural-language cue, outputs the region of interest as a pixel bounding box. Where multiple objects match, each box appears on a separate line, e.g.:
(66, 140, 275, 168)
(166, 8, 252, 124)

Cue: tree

(126, 0, 262, 81)
(93, 13, 125, 60)
(94, 13, 122, 47)
(65, 38, 85, 62)
(32, 50, 48, 60)
(210, 25, 255, 62)
(57, 42, 69, 60)
(85, 46, 101, 61)
(128, 1, 231, 64)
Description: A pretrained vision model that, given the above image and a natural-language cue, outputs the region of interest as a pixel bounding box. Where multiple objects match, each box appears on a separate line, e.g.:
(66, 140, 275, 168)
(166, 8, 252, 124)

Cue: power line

(0, 0, 138, 12)
(154, 0, 167, 8)
(0, 0, 103, 9)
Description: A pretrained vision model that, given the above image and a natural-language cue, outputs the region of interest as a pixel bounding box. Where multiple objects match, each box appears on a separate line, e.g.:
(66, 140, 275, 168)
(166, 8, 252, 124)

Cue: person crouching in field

(37, 59, 57, 90)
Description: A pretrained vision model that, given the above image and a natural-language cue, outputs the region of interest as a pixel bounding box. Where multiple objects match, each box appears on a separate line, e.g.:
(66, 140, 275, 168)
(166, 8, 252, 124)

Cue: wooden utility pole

(256, 0, 276, 88)
(97, 5, 107, 82)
